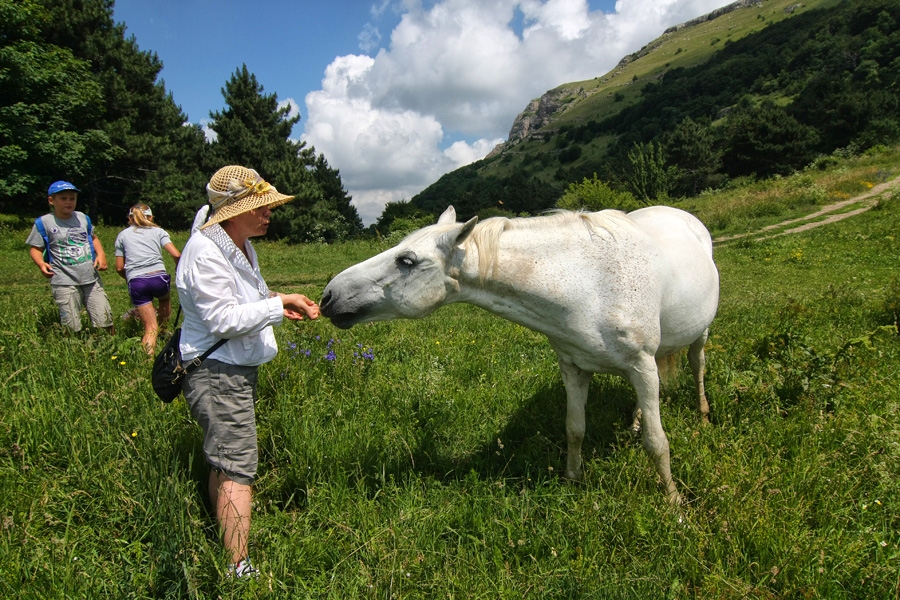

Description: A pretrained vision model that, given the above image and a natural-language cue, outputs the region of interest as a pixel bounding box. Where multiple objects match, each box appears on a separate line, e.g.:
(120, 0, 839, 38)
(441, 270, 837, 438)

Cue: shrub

(556, 174, 640, 212)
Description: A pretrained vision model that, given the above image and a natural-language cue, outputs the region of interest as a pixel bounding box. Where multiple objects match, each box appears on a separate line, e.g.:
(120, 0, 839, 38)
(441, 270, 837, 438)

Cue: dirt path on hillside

(713, 174, 900, 245)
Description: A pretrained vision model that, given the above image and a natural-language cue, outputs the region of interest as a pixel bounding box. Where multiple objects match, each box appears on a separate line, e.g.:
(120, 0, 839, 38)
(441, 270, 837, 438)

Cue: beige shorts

(182, 359, 259, 485)
(51, 281, 113, 332)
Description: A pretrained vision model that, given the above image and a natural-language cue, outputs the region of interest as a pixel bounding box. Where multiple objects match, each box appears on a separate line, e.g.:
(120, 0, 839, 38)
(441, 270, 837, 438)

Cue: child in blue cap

(25, 181, 115, 333)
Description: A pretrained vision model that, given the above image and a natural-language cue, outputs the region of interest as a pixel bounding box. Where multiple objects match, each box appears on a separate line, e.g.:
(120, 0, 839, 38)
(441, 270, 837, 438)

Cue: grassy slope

(0, 150, 898, 598)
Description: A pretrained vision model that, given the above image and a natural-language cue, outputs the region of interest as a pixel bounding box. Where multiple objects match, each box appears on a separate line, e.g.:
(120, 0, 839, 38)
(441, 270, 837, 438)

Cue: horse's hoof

(562, 471, 582, 483)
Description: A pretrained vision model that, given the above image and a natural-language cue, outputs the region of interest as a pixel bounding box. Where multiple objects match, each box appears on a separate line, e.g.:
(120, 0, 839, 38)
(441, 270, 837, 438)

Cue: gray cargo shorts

(182, 358, 259, 485)
(51, 281, 113, 331)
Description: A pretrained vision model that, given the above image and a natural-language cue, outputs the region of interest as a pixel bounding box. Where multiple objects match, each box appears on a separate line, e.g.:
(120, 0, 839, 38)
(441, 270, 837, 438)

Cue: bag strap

(81, 213, 98, 262)
(173, 304, 227, 373)
(35, 216, 52, 263)
(184, 338, 228, 373)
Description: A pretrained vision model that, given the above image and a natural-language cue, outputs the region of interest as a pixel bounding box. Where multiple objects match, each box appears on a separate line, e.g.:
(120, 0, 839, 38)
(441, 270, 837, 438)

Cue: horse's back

(627, 205, 713, 256)
(626, 206, 719, 354)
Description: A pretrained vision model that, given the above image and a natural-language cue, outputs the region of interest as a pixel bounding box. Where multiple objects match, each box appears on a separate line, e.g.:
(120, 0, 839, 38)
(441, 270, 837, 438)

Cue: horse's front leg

(557, 359, 592, 481)
(628, 355, 681, 505)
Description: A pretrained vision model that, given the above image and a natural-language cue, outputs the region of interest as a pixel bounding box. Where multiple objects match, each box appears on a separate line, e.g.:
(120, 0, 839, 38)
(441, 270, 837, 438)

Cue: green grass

(2, 156, 900, 597)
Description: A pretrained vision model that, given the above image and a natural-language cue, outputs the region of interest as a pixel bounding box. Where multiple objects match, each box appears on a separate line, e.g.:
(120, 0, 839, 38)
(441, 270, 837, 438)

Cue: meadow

(1, 150, 899, 598)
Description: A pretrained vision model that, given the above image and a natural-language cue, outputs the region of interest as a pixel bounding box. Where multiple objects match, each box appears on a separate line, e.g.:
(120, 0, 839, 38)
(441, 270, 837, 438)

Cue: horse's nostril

(320, 290, 332, 310)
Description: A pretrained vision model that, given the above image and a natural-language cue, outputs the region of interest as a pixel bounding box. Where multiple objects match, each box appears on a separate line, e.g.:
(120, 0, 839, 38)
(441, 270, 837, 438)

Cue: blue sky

(113, 0, 732, 224)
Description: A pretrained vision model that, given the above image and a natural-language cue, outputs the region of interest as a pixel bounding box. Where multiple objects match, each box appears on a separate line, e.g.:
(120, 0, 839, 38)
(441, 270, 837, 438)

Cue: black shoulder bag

(151, 306, 227, 403)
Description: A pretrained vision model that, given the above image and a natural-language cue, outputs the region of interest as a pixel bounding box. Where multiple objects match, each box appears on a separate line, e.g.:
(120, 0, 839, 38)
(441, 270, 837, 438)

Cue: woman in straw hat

(175, 165, 320, 579)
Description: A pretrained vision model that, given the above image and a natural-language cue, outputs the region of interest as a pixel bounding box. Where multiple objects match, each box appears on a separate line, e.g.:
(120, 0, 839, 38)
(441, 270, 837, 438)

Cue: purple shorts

(127, 273, 171, 307)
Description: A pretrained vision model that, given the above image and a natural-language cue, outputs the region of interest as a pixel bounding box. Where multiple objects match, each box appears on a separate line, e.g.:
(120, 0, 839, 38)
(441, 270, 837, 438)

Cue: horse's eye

(396, 252, 417, 268)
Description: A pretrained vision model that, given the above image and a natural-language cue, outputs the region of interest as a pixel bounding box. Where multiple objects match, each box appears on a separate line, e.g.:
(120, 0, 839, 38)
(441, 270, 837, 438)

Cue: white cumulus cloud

(302, 0, 733, 225)
(200, 118, 217, 143)
(278, 97, 301, 121)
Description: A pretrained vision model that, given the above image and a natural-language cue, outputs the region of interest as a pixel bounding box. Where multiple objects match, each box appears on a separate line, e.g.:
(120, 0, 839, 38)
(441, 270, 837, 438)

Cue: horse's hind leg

(628, 355, 680, 504)
(688, 328, 710, 424)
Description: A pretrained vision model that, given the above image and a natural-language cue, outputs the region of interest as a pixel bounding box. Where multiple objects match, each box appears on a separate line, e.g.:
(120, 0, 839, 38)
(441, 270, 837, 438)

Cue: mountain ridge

(490, 0, 798, 158)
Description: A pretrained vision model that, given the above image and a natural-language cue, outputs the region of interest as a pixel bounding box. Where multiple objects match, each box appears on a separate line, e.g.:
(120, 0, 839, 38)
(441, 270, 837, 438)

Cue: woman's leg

(209, 470, 252, 565)
(135, 302, 159, 354)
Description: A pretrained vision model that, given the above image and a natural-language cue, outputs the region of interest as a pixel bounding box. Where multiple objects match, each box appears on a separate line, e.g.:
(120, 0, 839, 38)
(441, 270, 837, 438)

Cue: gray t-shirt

(114, 226, 173, 281)
(26, 212, 99, 286)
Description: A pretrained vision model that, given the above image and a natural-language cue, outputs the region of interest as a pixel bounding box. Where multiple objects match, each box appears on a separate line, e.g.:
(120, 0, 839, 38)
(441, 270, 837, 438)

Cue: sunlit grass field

(1, 155, 899, 598)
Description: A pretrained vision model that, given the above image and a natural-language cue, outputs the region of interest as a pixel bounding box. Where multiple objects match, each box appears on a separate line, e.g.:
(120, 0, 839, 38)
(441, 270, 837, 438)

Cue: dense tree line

(0, 0, 362, 241)
(405, 0, 900, 221)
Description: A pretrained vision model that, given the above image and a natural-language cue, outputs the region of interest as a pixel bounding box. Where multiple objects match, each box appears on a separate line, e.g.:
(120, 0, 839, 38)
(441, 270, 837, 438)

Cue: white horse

(320, 205, 719, 503)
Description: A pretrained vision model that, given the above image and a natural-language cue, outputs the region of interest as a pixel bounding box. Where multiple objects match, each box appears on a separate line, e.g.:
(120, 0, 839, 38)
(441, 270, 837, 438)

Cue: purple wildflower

(325, 349, 337, 362)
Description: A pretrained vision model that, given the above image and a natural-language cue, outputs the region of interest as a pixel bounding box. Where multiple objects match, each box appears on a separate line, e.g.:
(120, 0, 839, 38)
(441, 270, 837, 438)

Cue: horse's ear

(437, 216, 477, 250)
(455, 216, 478, 245)
(437, 206, 457, 225)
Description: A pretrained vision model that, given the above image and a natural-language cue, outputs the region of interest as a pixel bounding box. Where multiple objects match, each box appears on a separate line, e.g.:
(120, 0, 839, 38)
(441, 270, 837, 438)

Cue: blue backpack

(34, 212, 97, 264)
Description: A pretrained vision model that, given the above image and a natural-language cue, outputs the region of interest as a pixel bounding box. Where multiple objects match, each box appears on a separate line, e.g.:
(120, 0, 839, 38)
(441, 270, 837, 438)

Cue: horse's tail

(656, 353, 679, 389)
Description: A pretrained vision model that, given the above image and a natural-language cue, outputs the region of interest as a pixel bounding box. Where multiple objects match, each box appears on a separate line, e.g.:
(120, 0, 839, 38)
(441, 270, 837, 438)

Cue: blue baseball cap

(48, 181, 79, 195)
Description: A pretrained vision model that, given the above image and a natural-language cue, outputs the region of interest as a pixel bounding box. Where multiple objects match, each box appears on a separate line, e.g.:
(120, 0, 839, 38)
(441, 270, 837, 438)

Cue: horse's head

(321, 206, 478, 329)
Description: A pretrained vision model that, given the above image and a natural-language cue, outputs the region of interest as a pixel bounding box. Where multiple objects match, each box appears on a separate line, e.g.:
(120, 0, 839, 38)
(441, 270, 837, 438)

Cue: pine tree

(207, 65, 363, 242)
(664, 117, 725, 196)
(722, 99, 819, 178)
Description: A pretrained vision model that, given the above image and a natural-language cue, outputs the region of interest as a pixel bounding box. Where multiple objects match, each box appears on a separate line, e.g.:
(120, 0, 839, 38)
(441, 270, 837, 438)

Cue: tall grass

(1, 160, 899, 597)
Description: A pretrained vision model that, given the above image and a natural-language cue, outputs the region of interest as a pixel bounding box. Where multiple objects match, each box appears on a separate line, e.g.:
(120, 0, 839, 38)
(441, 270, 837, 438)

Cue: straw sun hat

(201, 165, 294, 229)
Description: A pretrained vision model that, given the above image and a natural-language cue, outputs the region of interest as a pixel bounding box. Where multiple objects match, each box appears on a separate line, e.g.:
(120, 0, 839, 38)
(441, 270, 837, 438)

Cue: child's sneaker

(226, 557, 259, 579)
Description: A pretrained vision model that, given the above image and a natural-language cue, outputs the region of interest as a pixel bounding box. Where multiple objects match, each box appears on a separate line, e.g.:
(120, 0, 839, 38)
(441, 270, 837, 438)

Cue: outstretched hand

(279, 293, 320, 321)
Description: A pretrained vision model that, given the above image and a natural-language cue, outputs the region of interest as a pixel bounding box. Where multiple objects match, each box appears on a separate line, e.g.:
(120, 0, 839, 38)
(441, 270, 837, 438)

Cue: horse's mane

(465, 209, 638, 281)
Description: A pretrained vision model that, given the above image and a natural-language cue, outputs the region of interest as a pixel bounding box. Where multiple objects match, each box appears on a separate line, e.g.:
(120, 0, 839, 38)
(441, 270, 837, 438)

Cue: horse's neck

(454, 240, 563, 334)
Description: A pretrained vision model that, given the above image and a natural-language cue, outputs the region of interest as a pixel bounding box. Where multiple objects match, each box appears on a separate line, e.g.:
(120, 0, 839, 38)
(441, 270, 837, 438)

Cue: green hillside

(389, 0, 898, 229)
(506, 0, 843, 144)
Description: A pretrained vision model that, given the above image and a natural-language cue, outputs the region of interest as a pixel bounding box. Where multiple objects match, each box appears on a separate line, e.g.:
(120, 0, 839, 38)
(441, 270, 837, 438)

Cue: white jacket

(175, 224, 284, 366)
